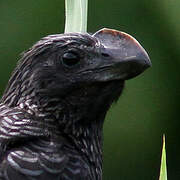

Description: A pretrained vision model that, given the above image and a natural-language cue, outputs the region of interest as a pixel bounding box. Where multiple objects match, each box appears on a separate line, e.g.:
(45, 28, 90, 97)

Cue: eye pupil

(62, 52, 80, 66)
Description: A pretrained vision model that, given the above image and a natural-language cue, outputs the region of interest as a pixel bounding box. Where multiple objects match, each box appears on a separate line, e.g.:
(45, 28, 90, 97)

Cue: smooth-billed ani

(0, 28, 151, 180)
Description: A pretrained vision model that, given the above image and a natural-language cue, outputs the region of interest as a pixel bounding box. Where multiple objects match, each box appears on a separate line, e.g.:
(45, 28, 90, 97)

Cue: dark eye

(62, 51, 80, 66)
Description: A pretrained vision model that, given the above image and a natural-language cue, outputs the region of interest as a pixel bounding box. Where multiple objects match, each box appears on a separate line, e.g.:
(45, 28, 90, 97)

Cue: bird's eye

(62, 51, 80, 67)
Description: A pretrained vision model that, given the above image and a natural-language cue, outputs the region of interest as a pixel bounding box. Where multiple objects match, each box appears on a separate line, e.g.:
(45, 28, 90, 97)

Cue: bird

(0, 28, 151, 180)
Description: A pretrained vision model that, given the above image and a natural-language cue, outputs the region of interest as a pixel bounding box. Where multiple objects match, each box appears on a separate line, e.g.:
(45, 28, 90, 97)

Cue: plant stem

(159, 135, 167, 180)
(64, 0, 88, 33)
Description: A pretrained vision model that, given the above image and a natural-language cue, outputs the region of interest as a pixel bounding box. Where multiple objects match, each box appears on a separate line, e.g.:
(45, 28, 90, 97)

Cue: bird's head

(2, 28, 151, 126)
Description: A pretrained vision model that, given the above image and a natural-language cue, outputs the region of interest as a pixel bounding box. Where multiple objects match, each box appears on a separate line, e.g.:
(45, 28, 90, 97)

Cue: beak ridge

(93, 28, 151, 80)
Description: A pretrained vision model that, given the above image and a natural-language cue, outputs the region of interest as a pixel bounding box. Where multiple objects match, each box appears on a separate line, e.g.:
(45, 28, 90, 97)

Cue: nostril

(101, 53, 110, 58)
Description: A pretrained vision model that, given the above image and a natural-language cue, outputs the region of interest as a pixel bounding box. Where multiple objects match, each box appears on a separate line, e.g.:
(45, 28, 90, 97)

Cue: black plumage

(0, 28, 151, 180)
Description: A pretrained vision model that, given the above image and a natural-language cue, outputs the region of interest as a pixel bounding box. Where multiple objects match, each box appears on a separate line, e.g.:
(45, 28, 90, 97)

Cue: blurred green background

(0, 0, 179, 179)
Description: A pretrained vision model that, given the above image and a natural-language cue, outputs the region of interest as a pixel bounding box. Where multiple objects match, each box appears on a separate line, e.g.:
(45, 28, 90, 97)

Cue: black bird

(0, 28, 151, 180)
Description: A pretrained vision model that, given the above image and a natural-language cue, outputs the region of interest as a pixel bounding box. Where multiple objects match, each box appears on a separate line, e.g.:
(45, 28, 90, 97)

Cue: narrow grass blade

(65, 0, 88, 33)
(159, 135, 167, 180)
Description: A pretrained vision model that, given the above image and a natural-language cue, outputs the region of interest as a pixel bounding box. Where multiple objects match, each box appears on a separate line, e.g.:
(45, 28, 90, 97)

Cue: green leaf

(64, 0, 88, 33)
(159, 135, 168, 180)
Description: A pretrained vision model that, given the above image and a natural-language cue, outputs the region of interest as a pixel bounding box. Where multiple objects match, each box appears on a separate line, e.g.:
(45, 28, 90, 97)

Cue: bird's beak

(93, 28, 151, 80)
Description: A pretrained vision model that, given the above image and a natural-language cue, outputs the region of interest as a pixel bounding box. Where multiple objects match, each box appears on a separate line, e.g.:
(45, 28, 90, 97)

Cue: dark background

(0, 0, 179, 179)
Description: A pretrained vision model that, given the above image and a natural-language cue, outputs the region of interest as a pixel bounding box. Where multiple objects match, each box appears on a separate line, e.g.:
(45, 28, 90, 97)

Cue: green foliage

(159, 135, 167, 180)
(64, 0, 88, 33)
